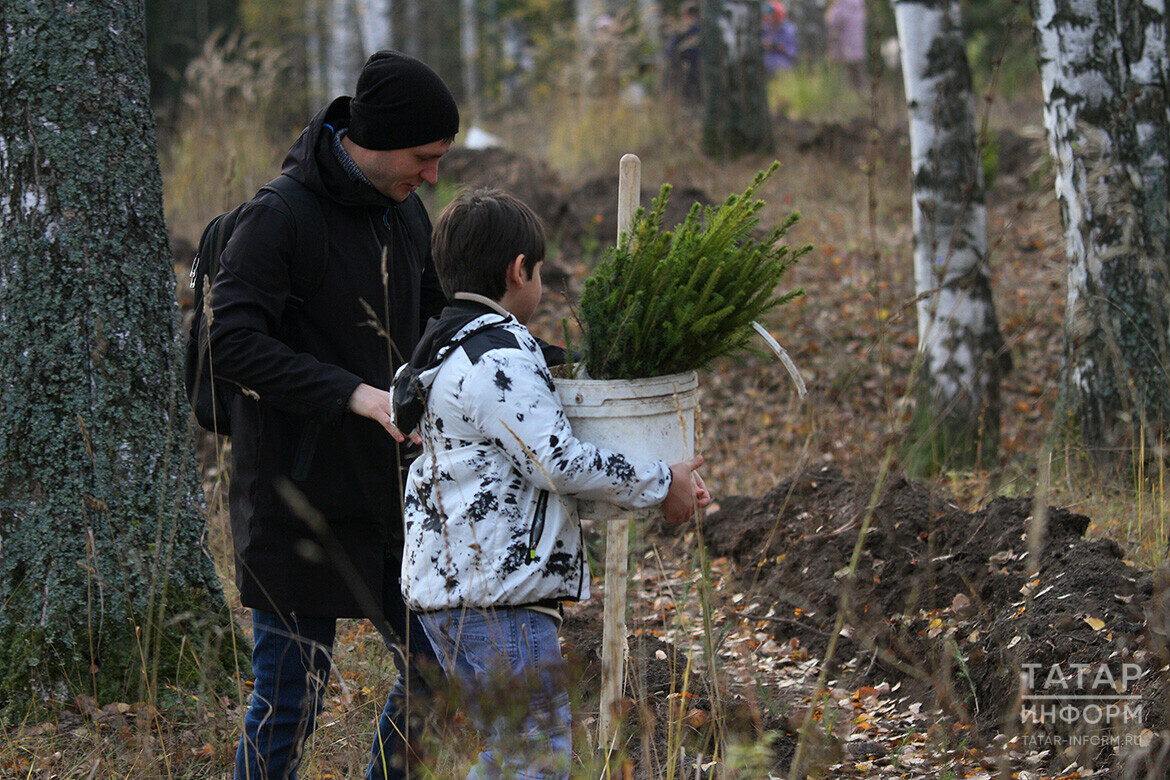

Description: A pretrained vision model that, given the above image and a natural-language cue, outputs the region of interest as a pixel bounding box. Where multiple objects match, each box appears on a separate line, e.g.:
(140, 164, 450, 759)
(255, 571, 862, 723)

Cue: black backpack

(184, 176, 327, 435)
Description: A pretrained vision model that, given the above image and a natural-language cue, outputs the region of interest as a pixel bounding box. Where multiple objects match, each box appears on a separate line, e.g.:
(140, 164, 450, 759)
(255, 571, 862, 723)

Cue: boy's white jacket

(400, 304, 671, 611)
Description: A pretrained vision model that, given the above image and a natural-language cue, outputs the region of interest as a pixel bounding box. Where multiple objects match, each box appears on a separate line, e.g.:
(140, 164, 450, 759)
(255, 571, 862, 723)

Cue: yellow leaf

(1084, 616, 1105, 631)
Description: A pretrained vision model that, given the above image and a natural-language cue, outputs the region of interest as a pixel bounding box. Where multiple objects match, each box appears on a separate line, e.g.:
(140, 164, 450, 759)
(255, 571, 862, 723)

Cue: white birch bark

(1033, 0, 1170, 457)
(305, 0, 394, 105)
(893, 0, 1007, 467)
(461, 0, 481, 123)
(357, 0, 393, 54)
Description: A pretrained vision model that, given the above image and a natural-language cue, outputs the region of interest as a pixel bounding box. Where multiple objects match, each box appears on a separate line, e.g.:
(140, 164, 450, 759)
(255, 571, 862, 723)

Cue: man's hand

(348, 382, 422, 444)
(661, 455, 712, 525)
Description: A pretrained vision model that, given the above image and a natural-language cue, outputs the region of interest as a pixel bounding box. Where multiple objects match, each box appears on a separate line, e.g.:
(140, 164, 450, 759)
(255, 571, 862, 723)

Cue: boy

(395, 188, 710, 779)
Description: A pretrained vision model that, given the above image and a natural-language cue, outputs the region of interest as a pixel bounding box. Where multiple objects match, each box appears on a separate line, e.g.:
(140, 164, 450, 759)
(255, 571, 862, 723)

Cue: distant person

(395, 187, 711, 779)
(826, 0, 866, 90)
(667, 3, 702, 102)
(763, 1, 799, 73)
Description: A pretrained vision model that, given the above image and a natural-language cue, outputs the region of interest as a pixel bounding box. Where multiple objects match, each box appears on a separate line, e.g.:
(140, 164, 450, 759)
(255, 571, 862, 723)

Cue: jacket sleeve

(207, 201, 362, 417)
(464, 348, 672, 508)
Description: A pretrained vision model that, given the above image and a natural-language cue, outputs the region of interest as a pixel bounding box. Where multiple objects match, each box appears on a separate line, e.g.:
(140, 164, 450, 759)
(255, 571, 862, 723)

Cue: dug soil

(555, 465, 1168, 778)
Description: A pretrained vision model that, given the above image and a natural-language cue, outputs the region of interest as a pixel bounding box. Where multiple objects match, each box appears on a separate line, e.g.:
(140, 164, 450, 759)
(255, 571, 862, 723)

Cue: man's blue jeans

(234, 580, 436, 779)
(419, 607, 572, 780)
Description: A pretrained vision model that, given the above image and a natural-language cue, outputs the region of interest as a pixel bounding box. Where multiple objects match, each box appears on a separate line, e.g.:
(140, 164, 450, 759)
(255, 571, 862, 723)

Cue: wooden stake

(599, 153, 641, 748)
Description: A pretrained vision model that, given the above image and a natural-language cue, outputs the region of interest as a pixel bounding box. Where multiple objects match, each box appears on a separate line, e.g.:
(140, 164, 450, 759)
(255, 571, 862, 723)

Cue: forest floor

(8, 90, 1170, 779)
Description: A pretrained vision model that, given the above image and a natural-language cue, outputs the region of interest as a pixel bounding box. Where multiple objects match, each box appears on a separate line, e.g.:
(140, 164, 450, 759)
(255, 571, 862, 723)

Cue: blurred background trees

(146, 0, 1170, 480)
(141, 0, 1038, 166)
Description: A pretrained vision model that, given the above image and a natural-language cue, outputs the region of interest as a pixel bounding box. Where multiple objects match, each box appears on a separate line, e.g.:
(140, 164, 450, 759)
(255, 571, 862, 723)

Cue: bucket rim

(553, 370, 698, 391)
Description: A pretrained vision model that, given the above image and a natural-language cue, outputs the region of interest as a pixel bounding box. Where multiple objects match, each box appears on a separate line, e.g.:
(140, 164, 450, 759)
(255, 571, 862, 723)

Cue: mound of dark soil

(571, 175, 714, 245)
(698, 465, 1162, 770)
(436, 147, 714, 278)
(440, 147, 580, 245)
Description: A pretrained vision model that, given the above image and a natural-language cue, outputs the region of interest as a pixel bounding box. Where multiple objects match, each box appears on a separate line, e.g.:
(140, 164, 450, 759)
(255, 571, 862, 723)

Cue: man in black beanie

(207, 50, 457, 780)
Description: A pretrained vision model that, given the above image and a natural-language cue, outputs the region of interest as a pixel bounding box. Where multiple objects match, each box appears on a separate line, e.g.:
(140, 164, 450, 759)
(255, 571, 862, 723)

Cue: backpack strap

(259, 175, 329, 311)
(392, 316, 511, 435)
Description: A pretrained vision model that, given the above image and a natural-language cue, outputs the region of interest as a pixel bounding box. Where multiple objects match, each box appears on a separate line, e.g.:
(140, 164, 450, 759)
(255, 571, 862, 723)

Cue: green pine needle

(578, 163, 810, 380)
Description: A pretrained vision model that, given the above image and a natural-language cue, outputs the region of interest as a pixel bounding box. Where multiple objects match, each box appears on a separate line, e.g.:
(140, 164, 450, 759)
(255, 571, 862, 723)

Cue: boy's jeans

(234, 596, 435, 779)
(419, 607, 572, 780)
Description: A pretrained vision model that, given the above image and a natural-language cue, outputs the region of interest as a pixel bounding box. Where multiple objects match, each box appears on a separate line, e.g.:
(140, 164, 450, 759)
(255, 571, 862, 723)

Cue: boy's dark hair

(431, 187, 546, 300)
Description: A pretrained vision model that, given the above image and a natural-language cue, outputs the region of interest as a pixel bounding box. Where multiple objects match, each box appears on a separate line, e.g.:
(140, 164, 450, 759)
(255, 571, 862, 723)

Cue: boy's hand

(349, 382, 423, 445)
(662, 455, 712, 525)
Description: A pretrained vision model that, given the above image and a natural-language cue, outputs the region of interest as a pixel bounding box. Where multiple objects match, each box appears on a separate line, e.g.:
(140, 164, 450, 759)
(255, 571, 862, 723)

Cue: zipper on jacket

(528, 490, 550, 562)
(575, 522, 587, 601)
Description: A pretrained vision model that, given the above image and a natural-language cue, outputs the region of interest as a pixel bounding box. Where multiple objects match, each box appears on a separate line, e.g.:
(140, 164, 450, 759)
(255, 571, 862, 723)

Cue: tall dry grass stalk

(161, 32, 294, 244)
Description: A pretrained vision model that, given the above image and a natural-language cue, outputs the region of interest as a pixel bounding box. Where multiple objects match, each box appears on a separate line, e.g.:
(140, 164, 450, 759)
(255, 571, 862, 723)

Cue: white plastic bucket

(555, 371, 698, 520)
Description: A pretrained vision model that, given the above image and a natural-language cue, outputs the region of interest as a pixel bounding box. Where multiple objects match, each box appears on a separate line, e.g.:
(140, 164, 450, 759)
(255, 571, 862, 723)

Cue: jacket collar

(280, 97, 397, 210)
(454, 292, 511, 317)
(409, 299, 513, 373)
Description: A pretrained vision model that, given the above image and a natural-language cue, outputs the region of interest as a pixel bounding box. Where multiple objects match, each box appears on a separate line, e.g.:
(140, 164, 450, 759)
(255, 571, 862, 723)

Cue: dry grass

(160, 32, 292, 245)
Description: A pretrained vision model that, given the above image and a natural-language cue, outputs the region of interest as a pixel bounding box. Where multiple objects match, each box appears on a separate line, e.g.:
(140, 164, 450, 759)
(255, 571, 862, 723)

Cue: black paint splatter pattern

(401, 315, 672, 612)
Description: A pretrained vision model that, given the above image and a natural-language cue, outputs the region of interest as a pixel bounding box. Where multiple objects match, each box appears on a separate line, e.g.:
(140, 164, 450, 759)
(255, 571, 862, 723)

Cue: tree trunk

(402, 0, 423, 55)
(0, 0, 240, 711)
(893, 0, 1009, 472)
(1032, 0, 1170, 464)
(576, 0, 603, 91)
(304, 0, 391, 104)
(700, 0, 774, 157)
(461, 0, 481, 123)
(357, 0, 393, 53)
(789, 0, 827, 67)
(305, 0, 329, 104)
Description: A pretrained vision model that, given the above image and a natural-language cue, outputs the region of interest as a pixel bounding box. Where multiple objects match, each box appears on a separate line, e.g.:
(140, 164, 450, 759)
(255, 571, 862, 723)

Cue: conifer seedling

(571, 162, 808, 380)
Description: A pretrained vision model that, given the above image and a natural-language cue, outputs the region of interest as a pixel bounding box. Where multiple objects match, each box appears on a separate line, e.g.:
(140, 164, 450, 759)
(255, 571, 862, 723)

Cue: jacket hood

(410, 301, 513, 387)
(281, 97, 398, 210)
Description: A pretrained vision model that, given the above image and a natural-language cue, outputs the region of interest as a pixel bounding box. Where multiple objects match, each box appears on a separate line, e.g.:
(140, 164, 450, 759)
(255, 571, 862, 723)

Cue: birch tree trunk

(305, 0, 393, 105)
(357, 0, 393, 54)
(1032, 0, 1170, 463)
(893, 0, 1009, 471)
(701, 0, 774, 157)
(461, 0, 481, 124)
(576, 0, 603, 91)
(0, 0, 240, 711)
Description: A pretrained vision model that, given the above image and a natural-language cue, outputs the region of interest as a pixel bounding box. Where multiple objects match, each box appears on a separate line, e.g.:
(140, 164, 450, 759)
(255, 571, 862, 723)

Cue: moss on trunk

(0, 0, 246, 717)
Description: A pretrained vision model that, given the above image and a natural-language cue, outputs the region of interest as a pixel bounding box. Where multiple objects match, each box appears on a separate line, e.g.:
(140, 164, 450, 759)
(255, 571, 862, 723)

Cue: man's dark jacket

(208, 97, 446, 617)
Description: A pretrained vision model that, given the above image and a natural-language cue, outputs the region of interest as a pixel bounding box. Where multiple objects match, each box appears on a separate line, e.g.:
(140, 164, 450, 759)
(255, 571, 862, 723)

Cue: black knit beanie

(348, 51, 460, 150)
